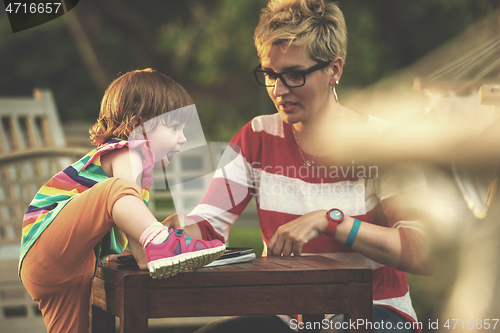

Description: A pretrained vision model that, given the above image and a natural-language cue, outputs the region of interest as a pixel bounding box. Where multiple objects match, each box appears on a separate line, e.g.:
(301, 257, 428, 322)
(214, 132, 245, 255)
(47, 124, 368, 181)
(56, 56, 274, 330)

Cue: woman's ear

(329, 57, 344, 87)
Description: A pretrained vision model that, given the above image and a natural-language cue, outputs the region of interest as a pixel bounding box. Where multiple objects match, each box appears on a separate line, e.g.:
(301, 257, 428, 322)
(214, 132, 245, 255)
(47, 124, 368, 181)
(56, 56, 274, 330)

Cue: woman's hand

(162, 214, 203, 239)
(162, 213, 183, 229)
(268, 208, 408, 270)
(267, 210, 331, 256)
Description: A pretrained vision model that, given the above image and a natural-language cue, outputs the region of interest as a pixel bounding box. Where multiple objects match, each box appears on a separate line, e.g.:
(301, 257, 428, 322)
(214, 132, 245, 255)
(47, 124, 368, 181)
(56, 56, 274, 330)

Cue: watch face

(328, 209, 344, 222)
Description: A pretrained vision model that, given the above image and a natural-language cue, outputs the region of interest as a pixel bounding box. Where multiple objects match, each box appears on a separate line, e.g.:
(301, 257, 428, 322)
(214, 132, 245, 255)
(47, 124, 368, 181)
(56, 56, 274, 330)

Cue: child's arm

(101, 147, 149, 269)
(101, 147, 144, 192)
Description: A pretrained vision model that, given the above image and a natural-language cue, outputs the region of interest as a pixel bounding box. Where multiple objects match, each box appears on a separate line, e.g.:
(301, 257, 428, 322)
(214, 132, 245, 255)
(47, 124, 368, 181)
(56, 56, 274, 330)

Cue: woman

(176, 1, 431, 331)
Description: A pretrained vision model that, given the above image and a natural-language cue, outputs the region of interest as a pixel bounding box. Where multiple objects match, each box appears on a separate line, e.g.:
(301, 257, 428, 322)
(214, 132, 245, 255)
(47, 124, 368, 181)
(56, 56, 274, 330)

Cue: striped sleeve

(188, 141, 256, 241)
(375, 163, 434, 275)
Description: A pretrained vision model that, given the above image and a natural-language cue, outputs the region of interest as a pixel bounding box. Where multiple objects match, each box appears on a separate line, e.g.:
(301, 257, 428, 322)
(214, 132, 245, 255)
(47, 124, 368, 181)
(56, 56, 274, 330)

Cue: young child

(19, 69, 225, 332)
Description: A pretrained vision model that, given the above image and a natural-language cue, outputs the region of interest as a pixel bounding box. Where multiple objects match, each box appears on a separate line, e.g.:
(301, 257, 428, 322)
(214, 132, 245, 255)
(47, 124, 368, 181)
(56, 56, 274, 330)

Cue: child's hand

(132, 253, 149, 271)
(105, 251, 147, 270)
(104, 253, 122, 263)
(128, 238, 149, 270)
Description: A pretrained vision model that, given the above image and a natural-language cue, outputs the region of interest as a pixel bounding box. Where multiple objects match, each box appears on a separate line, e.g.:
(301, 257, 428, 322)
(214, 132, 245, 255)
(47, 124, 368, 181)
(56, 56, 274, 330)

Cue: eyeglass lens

(255, 71, 305, 88)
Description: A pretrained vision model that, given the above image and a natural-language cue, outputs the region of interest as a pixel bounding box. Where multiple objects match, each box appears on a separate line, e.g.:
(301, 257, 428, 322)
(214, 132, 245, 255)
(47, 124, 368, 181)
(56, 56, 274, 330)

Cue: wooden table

(91, 255, 372, 333)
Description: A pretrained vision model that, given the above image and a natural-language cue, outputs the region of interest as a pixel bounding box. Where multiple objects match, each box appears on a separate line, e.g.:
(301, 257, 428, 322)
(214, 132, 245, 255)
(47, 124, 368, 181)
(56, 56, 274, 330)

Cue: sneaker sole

(148, 244, 226, 279)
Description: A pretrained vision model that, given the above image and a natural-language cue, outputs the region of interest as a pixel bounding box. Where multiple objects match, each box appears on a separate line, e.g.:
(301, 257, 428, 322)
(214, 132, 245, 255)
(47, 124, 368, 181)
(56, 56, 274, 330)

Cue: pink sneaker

(145, 229, 225, 279)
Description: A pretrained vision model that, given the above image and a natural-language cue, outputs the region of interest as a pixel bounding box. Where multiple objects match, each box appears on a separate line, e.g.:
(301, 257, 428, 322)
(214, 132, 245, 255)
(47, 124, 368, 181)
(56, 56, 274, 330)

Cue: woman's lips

(279, 102, 298, 113)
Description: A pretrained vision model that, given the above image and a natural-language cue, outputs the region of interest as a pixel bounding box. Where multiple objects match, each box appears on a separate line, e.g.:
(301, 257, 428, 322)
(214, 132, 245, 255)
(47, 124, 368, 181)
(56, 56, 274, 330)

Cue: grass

(226, 226, 264, 257)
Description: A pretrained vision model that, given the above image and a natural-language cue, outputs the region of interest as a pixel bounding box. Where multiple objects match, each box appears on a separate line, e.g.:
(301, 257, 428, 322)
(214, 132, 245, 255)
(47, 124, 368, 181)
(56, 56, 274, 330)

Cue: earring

(333, 81, 339, 102)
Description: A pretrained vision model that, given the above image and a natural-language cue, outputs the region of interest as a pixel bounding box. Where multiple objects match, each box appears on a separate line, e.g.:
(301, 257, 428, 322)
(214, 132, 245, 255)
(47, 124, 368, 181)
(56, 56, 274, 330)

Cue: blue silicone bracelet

(344, 219, 361, 248)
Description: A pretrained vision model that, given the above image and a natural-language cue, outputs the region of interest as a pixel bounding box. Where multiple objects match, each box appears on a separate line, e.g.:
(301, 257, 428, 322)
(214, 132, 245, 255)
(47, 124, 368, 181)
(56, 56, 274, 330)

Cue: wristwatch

(325, 208, 344, 237)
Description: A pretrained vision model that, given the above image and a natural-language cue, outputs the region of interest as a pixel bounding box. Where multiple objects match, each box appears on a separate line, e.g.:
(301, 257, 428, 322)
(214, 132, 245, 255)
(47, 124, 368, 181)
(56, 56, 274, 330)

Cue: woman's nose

(273, 78, 290, 96)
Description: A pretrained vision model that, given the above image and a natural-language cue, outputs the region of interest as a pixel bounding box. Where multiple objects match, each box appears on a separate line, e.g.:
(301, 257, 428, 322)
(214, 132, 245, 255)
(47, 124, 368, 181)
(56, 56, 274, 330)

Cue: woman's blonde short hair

(254, 0, 347, 63)
(89, 68, 194, 146)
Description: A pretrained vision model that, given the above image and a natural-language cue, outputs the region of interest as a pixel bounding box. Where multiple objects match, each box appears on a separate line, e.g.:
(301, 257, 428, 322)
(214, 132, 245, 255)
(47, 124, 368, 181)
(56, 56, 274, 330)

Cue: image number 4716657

(3, 0, 79, 33)
(6, 2, 62, 14)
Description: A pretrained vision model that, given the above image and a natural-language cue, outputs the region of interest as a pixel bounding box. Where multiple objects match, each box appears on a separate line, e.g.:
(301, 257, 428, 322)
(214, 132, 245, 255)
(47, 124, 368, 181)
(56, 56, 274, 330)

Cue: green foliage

(0, 15, 101, 122)
(227, 226, 264, 257)
(337, 0, 499, 86)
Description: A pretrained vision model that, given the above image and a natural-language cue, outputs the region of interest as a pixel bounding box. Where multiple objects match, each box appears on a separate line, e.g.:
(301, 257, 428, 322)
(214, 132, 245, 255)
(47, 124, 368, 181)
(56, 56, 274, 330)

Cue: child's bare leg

(111, 186, 225, 279)
(111, 194, 163, 241)
(112, 194, 173, 268)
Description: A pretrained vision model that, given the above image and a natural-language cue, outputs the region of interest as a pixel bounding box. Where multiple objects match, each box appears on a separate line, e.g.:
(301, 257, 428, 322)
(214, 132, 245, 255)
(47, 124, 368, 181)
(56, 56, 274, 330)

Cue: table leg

(91, 305, 115, 333)
(346, 282, 373, 333)
(302, 314, 324, 333)
(119, 284, 149, 333)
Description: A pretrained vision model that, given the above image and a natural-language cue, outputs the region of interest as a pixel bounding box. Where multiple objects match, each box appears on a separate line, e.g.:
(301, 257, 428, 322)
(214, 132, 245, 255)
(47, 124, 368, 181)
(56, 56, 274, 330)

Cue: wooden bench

(91, 255, 373, 333)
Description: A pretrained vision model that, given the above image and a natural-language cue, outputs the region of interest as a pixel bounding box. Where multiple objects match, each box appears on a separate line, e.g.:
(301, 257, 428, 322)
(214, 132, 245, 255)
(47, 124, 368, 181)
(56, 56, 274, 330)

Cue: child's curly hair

(89, 68, 194, 146)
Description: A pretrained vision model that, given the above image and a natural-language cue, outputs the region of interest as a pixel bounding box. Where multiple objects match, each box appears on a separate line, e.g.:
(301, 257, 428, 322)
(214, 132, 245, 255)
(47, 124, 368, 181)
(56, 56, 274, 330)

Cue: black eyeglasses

(253, 61, 331, 88)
